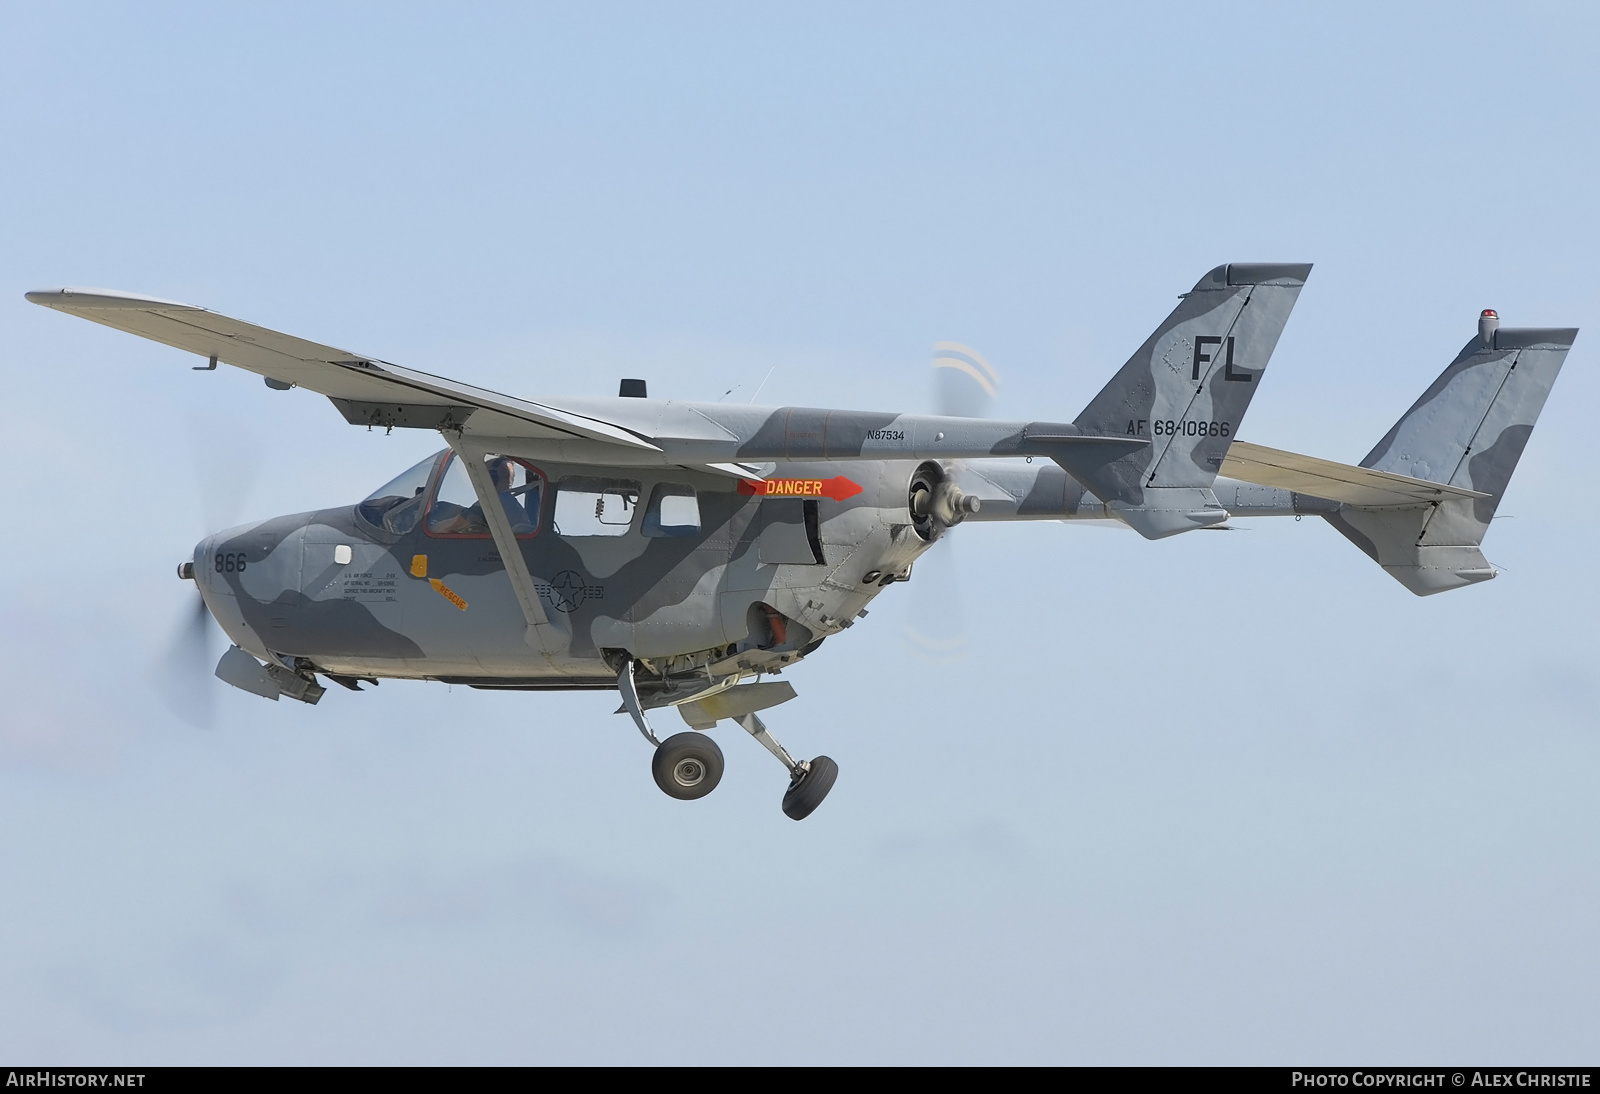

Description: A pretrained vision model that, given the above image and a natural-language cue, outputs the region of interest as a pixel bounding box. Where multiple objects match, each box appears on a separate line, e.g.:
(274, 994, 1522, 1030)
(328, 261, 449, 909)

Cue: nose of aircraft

(178, 535, 223, 624)
(178, 536, 212, 584)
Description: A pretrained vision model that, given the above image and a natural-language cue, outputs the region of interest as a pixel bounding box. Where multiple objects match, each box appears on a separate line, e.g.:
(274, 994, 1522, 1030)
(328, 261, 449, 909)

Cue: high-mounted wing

(23, 287, 1144, 468)
(26, 265, 1305, 504)
(25, 288, 659, 452)
(1219, 440, 1489, 507)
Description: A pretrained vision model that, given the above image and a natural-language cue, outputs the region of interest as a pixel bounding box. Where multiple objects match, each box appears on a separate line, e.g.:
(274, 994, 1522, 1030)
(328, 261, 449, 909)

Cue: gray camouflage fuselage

(198, 454, 945, 700)
(26, 264, 1574, 718)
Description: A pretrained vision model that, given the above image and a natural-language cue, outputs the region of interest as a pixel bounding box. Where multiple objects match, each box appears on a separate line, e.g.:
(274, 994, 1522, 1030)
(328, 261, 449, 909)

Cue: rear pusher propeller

(903, 343, 998, 662)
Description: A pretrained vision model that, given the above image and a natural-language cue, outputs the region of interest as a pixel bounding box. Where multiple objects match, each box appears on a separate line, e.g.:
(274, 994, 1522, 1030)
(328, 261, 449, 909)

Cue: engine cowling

(908, 462, 979, 542)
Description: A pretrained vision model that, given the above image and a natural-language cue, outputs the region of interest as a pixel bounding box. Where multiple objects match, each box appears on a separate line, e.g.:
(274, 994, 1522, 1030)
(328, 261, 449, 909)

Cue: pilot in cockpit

(486, 458, 538, 534)
(425, 455, 541, 535)
(436, 457, 538, 535)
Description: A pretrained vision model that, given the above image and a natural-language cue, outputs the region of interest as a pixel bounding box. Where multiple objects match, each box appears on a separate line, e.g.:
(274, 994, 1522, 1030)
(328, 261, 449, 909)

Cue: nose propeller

(160, 581, 217, 729)
(157, 417, 262, 728)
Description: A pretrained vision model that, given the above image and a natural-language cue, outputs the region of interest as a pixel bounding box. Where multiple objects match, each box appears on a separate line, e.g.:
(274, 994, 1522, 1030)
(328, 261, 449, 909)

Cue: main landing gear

(618, 660, 837, 820)
(651, 732, 724, 800)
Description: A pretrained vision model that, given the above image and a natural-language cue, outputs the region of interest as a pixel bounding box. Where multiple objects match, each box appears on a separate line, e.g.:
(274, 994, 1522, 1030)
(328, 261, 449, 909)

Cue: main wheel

(781, 755, 838, 820)
(651, 731, 725, 800)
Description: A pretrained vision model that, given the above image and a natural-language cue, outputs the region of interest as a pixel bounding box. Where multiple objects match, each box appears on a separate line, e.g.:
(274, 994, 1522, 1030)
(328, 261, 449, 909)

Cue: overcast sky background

(3, 1, 1599, 1064)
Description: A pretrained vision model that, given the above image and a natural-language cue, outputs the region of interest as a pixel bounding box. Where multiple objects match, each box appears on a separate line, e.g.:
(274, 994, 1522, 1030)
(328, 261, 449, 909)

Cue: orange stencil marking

(410, 554, 428, 578)
(738, 476, 863, 501)
(429, 578, 468, 611)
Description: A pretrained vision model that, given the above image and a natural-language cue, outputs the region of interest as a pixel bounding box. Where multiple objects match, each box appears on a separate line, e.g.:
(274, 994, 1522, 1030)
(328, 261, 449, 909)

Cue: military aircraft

(26, 265, 1575, 819)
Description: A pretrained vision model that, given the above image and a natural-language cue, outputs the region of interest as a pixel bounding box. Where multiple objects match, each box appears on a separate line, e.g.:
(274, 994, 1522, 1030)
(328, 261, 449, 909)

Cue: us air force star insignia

(536, 570, 603, 613)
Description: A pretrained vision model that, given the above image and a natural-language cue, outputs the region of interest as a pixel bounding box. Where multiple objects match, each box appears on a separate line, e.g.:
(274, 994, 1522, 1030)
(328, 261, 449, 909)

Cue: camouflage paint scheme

(199, 455, 933, 701)
(954, 315, 1578, 595)
(1330, 322, 1576, 594)
(24, 265, 1576, 720)
(162, 262, 1304, 703)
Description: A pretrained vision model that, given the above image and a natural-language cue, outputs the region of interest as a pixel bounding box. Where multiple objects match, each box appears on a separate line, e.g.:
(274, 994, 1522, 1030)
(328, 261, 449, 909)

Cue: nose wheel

(738, 712, 837, 821)
(781, 755, 838, 820)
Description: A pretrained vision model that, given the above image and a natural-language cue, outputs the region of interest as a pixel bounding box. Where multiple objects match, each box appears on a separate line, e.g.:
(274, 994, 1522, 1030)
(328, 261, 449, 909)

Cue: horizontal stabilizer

(1220, 440, 1489, 508)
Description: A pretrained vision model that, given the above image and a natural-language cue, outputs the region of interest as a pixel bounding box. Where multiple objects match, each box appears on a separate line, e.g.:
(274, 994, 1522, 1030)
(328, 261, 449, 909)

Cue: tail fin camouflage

(1060, 262, 1311, 539)
(1326, 312, 1577, 595)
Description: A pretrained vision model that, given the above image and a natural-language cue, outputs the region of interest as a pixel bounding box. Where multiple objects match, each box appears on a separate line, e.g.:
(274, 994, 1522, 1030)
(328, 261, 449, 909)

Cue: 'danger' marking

(738, 476, 863, 501)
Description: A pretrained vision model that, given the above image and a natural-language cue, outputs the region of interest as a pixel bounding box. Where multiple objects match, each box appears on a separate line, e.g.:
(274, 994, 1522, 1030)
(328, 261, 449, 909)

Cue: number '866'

(215, 552, 247, 573)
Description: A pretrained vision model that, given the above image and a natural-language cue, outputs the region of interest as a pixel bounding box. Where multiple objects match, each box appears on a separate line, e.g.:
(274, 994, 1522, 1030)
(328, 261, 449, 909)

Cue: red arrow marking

(738, 476, 863, 501)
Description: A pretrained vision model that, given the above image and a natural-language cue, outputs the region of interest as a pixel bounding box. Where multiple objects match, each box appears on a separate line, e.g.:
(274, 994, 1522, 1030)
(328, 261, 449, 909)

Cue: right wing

(25, 288, 659, 451)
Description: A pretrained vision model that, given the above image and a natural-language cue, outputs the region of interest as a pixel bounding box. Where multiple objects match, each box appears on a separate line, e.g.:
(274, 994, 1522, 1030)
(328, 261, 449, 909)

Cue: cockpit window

(356, 451, 443, 535)
(425, 453, 545, 537)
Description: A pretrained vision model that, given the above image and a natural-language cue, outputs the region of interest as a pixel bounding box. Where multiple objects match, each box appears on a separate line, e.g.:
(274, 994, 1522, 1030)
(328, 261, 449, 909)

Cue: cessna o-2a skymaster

(27, 264, 1575, 820)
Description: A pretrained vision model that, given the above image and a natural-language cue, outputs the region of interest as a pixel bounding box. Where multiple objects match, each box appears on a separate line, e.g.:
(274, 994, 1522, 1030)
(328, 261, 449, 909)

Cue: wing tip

(25, 287, 202, 310)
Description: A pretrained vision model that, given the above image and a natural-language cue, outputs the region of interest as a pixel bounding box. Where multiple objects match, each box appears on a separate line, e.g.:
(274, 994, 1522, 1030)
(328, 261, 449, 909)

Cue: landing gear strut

(737, 712, 838, 821)
(618, 659, 837, 818)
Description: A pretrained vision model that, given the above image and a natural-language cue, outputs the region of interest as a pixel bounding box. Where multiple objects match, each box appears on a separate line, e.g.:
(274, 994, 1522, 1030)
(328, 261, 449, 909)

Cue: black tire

(781, 755, 838, 820)
(651, 731, 725, 801)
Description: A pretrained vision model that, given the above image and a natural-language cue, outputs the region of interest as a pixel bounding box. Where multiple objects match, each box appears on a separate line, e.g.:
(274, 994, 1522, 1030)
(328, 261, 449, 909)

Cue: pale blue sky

(3, 2, 1599, 1063)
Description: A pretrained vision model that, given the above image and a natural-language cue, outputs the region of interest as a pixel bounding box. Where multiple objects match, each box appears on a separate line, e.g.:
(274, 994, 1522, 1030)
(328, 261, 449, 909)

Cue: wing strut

(443, 435, 556, 640)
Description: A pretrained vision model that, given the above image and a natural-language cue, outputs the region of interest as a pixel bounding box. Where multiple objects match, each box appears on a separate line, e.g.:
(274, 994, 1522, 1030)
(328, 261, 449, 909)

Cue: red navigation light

(1481, 309, 1498, 318)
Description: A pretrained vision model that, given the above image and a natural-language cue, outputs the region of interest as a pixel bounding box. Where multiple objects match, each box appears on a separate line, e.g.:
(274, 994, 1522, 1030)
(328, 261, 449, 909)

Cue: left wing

(25, 288, 659, 451)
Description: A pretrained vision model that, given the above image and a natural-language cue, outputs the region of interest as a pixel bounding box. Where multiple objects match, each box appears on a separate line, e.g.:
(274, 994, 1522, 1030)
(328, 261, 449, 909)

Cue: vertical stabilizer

(1062, 262, 1310, 538)
(1328, 316, 1577, 595)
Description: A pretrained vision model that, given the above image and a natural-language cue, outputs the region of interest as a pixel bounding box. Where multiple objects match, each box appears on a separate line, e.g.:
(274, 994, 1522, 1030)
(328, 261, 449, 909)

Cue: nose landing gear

(781, 755, 838, 821)
(736, 712, 837, 821)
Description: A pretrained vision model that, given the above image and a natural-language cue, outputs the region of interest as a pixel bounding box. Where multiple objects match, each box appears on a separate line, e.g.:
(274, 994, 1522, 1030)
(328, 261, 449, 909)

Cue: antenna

(747, 365, 777, 404)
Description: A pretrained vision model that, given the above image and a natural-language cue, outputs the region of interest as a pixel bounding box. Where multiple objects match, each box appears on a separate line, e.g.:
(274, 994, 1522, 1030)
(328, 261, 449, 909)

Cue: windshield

(356, 451, 444, 534)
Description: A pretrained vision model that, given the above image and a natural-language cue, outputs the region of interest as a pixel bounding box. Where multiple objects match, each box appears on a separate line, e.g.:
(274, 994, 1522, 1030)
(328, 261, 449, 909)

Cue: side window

(553, 478, 640, 537)
(426, 453, 545, 537)
(642, 484, 701, 538)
